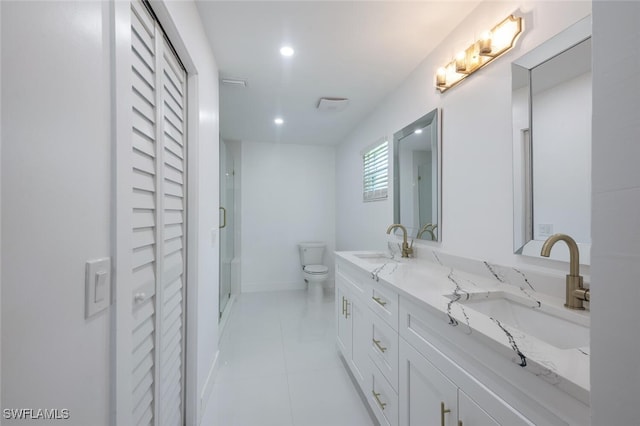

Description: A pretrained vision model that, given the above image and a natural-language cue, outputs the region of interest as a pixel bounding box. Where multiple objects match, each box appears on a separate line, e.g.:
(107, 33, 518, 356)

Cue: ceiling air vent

(317, 97, 349, 112)
(221, 78, 247, 88)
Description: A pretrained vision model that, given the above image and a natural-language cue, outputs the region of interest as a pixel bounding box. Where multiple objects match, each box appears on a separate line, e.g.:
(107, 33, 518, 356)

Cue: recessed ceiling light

(414, 129, 423, 134)
(280, 46, 295, 57)
(274, 117, 284, 125)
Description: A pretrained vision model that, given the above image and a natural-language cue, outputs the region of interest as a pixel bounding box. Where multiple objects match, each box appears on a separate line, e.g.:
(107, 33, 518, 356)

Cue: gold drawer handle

(372, 296, 387, 307)
(373, 338, 387, 353)
(441, 402, 451, 426)
(372, 390, 386, 410)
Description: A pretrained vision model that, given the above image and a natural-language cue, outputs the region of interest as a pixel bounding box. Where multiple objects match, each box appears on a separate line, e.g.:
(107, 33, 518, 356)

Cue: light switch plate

(86, 257, 111, 318)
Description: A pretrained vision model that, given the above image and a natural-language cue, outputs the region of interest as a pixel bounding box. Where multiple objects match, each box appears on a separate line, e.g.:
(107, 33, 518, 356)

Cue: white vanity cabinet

(336, 266, 371, 389)
(399, 338, 458, 426)
(336, 253, 590, 426)
(399, 337, 531, 426)
(399, 296, 587, 426)
(336, 258, 401, 426)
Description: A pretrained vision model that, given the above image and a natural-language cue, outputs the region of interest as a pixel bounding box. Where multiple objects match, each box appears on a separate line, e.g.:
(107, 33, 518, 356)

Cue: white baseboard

(199, 350, 220, 424)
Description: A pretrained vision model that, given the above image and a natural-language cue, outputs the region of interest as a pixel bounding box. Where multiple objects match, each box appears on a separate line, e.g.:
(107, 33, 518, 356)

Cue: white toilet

(298, 242, 329, 296)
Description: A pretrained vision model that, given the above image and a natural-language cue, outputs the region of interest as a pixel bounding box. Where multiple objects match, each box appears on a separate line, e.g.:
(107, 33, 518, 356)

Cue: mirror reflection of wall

(511, 15, 591, 264)
(393, 108, 440, 241)
(531, 38, 591, 243)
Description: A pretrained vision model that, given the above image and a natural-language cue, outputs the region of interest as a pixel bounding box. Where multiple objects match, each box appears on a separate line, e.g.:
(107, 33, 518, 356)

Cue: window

(363, 139, 389, 202)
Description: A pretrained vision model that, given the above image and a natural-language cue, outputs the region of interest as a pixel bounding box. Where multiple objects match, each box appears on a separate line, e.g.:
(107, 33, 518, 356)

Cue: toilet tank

(298, 242, 325, 266)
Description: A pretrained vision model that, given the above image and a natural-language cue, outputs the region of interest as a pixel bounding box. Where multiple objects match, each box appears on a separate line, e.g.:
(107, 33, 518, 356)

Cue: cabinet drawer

(368, 281, 399, 330)
(370, 310, 399, 392)
(369, 361, 399, 426)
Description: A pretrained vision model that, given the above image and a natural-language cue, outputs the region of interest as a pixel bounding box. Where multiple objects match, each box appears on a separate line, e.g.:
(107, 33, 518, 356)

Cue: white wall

(1, 2, 112, 424)
(336, 0, 591, 274)
(241, 142, 335, 292)
(591, 2, 640, 424)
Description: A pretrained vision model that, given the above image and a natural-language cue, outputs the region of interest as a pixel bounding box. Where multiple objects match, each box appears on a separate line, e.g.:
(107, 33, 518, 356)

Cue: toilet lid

(304, 265, 328, 274)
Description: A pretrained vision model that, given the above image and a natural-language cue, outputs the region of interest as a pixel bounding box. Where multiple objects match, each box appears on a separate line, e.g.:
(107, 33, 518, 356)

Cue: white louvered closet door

(130, 1, 187, 424)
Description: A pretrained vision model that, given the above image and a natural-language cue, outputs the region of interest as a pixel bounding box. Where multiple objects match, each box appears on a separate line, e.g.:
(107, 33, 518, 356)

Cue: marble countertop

(335, 250, 590, 405)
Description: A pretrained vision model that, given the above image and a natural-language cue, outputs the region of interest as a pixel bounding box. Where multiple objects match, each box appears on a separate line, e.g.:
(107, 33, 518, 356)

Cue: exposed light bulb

(274, 117, 284, 125)
(436, 67, 447, 86)
(480, 31, 492, 54)
(455, 51, 467, 72)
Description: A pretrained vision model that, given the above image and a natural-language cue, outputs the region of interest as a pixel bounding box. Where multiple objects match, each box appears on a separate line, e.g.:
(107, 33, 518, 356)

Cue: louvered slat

(163, 60, 184, 97)
(163, 137, 183, 161)
(164, 149, 183, 172)
(164, 194, 183, 211)
(163, 251, 183, 277)
(132, 263, 155, 289)
(164, 237, 182, 256)
(163, 278, 182, 303)
(131, 2, 157, 425)
(163, 223, 182, 240)
(133, 131, 155, 158)
(132, 190, 155, 211)
(163, 165, 183, 185)
(133, 110, 155, 141)
(131, 0, 154, 38)
(163, 211, 183, 227)
(133, 150, 155, 175)
(127, 4, 186, 424)
(132, 208, 155, 229)
(159, 38, 186, 425)
(163, 47, 184, 84)
(132, 70, 155, 105)
(162, 92, 183, 123)
(163, 104, 183, 133)
(132, 32, 155, 73)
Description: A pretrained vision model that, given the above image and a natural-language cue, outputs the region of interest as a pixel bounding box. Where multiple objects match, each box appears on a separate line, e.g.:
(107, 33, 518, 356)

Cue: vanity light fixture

(435, 15, 523, 93)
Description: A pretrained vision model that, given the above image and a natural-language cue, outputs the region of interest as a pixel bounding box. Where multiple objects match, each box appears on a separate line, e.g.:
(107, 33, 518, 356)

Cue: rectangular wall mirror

(393, 108, 441, 241)
(512, 16, 591, 264)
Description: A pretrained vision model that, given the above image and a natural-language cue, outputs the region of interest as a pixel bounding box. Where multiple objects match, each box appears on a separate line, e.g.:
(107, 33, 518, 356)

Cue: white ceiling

(196, 1, 482, 146)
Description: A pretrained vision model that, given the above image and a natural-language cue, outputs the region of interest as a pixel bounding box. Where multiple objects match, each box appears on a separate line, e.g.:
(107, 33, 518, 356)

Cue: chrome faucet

(540, 233, 590, 310)
(386, 224, 413, 258)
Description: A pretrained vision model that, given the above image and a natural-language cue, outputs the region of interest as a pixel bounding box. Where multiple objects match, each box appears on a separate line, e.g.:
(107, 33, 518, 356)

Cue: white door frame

(111, 1, 201, 424)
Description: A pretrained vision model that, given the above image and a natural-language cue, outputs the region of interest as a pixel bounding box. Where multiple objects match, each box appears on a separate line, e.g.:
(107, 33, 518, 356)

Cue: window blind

(363, 140, 389, 201)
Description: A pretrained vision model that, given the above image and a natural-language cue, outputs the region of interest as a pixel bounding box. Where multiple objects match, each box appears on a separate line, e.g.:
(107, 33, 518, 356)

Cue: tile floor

(205, 289, 376, 426)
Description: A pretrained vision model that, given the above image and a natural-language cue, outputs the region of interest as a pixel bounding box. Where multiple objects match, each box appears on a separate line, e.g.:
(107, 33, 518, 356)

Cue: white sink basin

(449, 291, 590, 350)
(352, 252, 398, 264)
